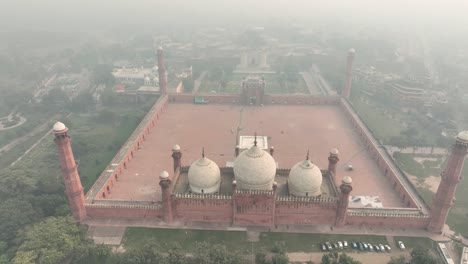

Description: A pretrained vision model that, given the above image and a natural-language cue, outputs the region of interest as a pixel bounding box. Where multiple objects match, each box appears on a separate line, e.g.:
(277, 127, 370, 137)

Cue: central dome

(188, 156, 221, 194)
(288, 159, 322, 197)
(233, 145, 276, 190)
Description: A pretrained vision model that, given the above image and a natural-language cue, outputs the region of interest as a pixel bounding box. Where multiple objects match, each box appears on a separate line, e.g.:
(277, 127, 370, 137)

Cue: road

(0, 114, 61, 158)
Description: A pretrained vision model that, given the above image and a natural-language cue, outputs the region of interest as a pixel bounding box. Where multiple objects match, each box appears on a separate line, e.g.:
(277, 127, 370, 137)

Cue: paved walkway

(192, 70, 207, 93)
(85, 218, 451, 243)
(300, 71, 323, 95)
(384, 145, 448, 155)
(88, 226, 126, 245)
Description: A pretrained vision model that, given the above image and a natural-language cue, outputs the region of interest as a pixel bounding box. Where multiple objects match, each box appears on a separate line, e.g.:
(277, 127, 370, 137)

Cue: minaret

(427, 131, 468, 233)
(53, 122, 87, 222)
(159, 170, 173, 223)
(328, 148, 340, 177)
(341, 48, 355, 98)
(157, 46, 167, 95)
(171, 144, 182, 173)
(335, 176, 353, 227)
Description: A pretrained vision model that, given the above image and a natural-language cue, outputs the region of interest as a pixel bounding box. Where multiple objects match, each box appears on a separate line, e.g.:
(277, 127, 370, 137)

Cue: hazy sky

(2, 0, 468, 33)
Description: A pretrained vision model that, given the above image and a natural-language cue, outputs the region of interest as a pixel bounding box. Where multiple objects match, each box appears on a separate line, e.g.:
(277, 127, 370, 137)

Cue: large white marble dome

(233, 144, 276, 190)
(187, 155, 221, 194)
(288, 159, 322, 197)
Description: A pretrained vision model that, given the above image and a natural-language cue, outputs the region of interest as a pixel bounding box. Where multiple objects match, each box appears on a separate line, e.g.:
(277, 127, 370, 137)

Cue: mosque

(53, 48, 468, 234)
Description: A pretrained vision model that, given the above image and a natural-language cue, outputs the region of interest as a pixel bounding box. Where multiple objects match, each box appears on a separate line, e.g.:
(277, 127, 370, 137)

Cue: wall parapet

(86, 200, 162, 210)
(276, 196, 338, 203)
(347, 208, 428, 218)
(174, 193, 232, 200)
(86, 94, 169, 201)
(235, 189, 274, 195)
(339, 98, 429, 213)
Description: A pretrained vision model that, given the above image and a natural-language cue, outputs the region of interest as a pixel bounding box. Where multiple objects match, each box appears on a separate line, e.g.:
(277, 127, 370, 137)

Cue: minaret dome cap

(53, 122, 67, 132)
(456, 131, 468, 143)
(160, 171, 169, 180)
(342, 176, 352, 184)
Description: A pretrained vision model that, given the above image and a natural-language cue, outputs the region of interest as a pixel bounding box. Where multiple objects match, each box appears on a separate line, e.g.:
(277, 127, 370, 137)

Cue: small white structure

(239, 135, 268, 150)
(349, 196, 383, 208)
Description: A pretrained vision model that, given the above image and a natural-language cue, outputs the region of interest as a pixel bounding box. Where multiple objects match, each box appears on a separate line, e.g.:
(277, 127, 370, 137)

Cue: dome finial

(306, 149, 310, 160)
(254, 132, 257, 146)
(202, 147, 205, 158)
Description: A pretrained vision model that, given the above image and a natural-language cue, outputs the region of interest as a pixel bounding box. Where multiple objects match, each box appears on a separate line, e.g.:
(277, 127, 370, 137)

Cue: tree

(0, 199, 38, 244)
(410, 247, 438, 264)
(93, 64, 115, 86)
(272, 253, 289, 264)
(14, 217, 88, 264)
(321, 252, 361, 264)
(165, 243, 186, 264)
(193, 242, 241, 264)
(388, 256, 407, 264)
(255, 248, 268, 264)
(71, 244, 112, 264)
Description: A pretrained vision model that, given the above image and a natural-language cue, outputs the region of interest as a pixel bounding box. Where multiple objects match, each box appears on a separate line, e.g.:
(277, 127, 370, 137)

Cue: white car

(398, 241, 405, 251)
(338, 241, 343, 249)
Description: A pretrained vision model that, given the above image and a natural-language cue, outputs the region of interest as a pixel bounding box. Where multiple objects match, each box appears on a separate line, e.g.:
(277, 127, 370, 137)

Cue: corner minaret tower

(341, 48, 355, 99)
(335, 176, 353, 227)
(159, 170, 173, 223)
(53, 122, 87, 222)
(157, 46, 167, 95)
(427, 131, 468, 233)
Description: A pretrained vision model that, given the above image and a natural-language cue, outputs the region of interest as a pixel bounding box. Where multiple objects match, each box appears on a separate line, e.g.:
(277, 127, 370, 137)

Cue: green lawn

(393, 236, 437, 252)
(350, 97, 402, 143)
(123, 227, 387, 253)
(10, 97, 157, 192)
(198, 73, 309, 94)
(392, 153, 443, 179)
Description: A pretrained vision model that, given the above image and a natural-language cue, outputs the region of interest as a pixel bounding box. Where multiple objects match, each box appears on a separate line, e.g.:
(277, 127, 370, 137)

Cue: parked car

(338, 241, 343, 250)
(385, 245, 391, 252)
(368, 244, 374, 251)
(334, 243, 339, 250)
(352, 242, 357, 249)
(359, 243, 364, 251)
(326, 242, 333, 251)
(363, 243, 369, 251)
(379, 244, 385, 252)
(343, 241, 348, 248)
(321, 244, 327, 251)
(398, 241, 405, 251)
(374, 244, 380, 252)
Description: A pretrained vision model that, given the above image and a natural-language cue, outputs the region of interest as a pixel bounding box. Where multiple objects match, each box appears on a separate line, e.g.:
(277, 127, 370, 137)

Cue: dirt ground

(288, 251, 411, 263)
(408, 175, 440, 193)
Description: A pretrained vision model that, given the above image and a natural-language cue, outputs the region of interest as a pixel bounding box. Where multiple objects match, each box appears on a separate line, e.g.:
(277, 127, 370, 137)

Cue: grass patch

(416, 187, 434, 207)
(123, 227, 387, 253)
(394, 236, 435, 250)
(393, 152, 442, 178)
(350, 97, 402, 143)
(123, 228, 250, 253)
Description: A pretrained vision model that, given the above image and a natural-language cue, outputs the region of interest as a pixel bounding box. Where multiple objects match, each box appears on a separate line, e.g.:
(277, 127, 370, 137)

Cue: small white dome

(233, 145, 276, 190)
(342, 175, 352, 184)
(457, 131, 468, 142)
(349, 48, 356, 54)
(330, 148, 339, 155)
(160, 171, 169, 180)
(53, 122, 66, 132)
(288, 159, 322, 197)
(188, 156, 221, 194)
(172, 144, 181, 151)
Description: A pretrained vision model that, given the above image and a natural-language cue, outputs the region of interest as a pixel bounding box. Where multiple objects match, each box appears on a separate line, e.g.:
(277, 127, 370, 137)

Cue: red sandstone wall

(168, 93, 340, 105)
(339, 99, 421, 209)
(346, 215, 429, 229)
(88, 95, 170, 200)
(174, 198, 232, 223)
(86, 206, 163, 219)
(275, 202, 337, 225)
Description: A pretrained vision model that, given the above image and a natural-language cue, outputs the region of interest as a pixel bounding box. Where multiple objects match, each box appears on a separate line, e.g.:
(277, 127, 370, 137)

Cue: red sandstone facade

(52, 93, 467, 233)
(52, 50, 467, 234)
